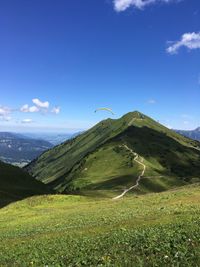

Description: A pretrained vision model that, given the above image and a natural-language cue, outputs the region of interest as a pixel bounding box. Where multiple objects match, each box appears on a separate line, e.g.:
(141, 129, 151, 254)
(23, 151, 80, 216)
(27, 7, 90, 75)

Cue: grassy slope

(63, 126, 200, 195)
(0, 184, 200, 266)
(26, 111, 200, 193)
(0, 161, 50, 207)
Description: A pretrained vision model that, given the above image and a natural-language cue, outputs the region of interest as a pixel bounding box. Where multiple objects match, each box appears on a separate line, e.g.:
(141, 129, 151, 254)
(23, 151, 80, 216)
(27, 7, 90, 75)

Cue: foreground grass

(0, 184, 200, 266)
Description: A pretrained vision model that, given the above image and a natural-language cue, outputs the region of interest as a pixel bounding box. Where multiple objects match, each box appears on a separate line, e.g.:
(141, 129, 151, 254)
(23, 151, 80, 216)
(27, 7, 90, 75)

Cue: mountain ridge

(175, 127, 200, 141)
(26, 111, 200, 195)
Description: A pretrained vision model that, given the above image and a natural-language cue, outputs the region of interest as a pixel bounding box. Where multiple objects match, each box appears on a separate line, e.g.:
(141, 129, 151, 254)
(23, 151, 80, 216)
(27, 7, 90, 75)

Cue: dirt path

(188, 145, 200, 151)
(128, 118, 143, 126)
(113, 144, 146, 200)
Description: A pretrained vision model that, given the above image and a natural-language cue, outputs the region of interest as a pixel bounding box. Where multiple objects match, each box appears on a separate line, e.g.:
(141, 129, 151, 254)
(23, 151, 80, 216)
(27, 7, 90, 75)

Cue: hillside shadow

(62, 126, 200, 197)
(85, 174, 137, 190)
(0, 190, 53, 209)
(140, 177, 186, 193)
(0, 161, 53, 209)
(112, 126, 200, 179)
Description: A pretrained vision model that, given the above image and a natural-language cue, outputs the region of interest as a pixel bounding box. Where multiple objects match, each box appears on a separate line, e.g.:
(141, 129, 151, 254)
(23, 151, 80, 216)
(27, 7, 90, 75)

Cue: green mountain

(0, 161, 50, 207)
(26, 111, 200, 195)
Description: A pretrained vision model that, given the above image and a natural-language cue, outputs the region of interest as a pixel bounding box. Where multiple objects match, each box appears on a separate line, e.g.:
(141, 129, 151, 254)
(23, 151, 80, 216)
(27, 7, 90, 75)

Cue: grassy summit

(26, 111, 200, 194)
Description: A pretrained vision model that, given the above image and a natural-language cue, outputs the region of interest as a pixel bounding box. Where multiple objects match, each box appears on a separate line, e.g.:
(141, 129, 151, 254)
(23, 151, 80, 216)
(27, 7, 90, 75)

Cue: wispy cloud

(51, 107, 61, 114)
(20, 98, 58, 115)
(21, 118, 34, 124)
(0, 107, 9, 116)
(113, 0, 180, 12)
(147, 99, 156, 104)
(20, 104, 39, 113)
(167, 32, 200, 54)
(32, 98, 49, 109)
(0, 106, 11, 121)
(181, 114, 193, 120)
(1, 98, 61, 126)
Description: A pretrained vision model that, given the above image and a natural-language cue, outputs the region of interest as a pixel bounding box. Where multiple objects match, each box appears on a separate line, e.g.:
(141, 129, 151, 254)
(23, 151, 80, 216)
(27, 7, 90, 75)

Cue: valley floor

(0, 184, 200, 266)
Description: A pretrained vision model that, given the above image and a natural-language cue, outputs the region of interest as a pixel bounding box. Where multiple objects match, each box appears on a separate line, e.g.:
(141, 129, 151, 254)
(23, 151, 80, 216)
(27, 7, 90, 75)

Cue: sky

(0, 0, 200, 132)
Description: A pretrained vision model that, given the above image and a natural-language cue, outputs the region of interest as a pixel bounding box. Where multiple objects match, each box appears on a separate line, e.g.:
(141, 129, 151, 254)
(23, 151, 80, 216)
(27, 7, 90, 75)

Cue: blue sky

(0, 0, 200, 132)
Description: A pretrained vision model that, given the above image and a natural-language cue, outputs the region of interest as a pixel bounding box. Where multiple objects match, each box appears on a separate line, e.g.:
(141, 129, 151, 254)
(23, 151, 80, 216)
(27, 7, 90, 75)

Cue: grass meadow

(0, 184, 200, 266)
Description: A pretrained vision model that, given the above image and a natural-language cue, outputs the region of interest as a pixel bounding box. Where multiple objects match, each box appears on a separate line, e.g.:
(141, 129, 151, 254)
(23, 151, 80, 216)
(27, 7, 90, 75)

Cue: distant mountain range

(175, 127, 200, 141)
(26, 111, 200, 196)
(0, 132, 53, 166)
(24, 132, 82, 145)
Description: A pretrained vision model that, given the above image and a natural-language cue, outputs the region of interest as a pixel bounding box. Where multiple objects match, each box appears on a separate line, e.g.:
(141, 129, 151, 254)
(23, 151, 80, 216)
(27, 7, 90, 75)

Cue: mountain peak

(121, 111, 146, 124)
(122, 110, 145, 118)
(27, 110, 200, 194)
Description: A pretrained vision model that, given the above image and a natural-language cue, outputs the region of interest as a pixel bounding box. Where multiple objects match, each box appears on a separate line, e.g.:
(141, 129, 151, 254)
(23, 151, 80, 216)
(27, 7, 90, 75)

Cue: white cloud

(147, 99, 156, 104)
(51, 107, 61, 114)
(20, 98, 61, 116)
(0, 107, 8, 116)
(32, 98, 49, 109)
(20, 104, 39, 113)
(0, 106, 11, 121)
(113, 0, 180, 12)
(21, 118, 34, 124)
(20, 104, 29, 112)
(167, 32, 200, 54)
(29, 106, 40, 113)
(20, 98, 49, 113)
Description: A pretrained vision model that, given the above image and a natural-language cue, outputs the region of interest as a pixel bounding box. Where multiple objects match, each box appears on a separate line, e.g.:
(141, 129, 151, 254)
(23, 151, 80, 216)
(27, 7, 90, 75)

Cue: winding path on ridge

(188, 145, 200, 152)
(113, 144, 146, 200)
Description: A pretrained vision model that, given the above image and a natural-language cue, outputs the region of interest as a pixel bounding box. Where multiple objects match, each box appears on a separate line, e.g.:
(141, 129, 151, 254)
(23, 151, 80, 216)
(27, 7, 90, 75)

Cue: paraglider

(94, 108, 115, 115)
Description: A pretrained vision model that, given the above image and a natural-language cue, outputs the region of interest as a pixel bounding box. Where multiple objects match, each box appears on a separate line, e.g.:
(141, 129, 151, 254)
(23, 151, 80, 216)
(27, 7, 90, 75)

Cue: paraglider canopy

(94, 108, 115, 115)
